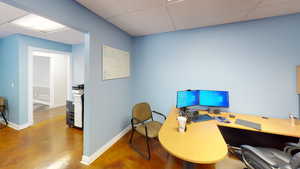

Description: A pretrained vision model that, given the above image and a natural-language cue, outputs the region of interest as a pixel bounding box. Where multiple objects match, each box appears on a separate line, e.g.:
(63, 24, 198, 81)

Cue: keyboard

(235, 119, 261, 130)
(215, 116, 231, 123)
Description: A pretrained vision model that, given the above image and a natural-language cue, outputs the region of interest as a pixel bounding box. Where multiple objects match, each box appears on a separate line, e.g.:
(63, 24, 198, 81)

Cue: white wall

(33, 56, 50, 87)
(32, 51, 69, 107)
(50, 54, 68, 107)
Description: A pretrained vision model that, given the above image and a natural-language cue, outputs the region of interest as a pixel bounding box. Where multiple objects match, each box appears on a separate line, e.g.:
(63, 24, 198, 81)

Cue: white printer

(67, 84, 84, 128)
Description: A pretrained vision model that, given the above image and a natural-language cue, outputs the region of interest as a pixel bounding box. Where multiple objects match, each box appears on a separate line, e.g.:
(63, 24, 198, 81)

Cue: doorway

(33, 55, 51, 121)
(28, 47, 71, 124)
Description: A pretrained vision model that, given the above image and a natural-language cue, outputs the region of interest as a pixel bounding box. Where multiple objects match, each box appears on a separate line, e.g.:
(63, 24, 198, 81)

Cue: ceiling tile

(247, 0, 300, 20)
(76, 0, 300, 36)
(0, 2, 84, 44)
(107, 7, 174, 36)
(44, 29, 85, 44)
(0, 23, 84, 44)
(76, 0, 165, 19)
(0, 2, 28, 25)
(0, 23, 46, 37)
(166, 0, 261, 30)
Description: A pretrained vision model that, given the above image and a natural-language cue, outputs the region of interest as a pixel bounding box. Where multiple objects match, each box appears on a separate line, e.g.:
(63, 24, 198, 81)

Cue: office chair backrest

(0, 97, 5, 112)
(242, 148, 271, 169)
(132, 102, 152, 123)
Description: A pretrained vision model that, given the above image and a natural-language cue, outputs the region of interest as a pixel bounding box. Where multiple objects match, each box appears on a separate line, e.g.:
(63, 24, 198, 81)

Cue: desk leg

(183, 161, 195, 169)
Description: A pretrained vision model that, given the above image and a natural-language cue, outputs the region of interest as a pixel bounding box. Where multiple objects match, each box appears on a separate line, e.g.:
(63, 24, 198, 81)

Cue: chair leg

(146, 136, 151, 160)
(1, 112, 8, 126)
(128, 131, 152, 160)
(129, 129, 135, 144)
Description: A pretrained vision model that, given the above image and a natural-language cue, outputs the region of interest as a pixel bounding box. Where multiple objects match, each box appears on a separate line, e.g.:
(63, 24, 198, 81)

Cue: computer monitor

(199, 90, 229, 108)
(176, 90, 199, 108)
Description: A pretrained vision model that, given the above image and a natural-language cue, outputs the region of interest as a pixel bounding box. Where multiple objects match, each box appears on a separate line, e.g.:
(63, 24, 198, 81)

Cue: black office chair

(241, 143, 300, 169)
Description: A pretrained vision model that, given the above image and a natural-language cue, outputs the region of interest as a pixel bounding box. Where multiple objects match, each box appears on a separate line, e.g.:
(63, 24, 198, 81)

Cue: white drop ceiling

(0, 2, 84, 45)
(76, 0, 300, 36)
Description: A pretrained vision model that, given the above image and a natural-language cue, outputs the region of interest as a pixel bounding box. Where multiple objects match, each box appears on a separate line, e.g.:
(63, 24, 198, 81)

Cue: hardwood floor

(33, 106, 65, 124)
(0, 114, 246, 169)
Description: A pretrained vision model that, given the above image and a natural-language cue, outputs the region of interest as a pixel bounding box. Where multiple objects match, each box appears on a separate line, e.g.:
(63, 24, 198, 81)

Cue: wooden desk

(200, 111, 300, 138)
(158, 108, 228, 165)
(159, 108, 300, 168)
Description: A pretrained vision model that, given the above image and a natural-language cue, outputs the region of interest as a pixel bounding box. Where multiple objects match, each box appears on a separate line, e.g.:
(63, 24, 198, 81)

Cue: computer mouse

(229, 114, 235, 118)
(215, 116, 231, 123)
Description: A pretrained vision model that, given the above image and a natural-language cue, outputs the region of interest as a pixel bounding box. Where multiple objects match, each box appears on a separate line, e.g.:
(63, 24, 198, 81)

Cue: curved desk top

(158, 108, 228, 164)
(205, 111, 300, 138)
(159, 108, 300, 164)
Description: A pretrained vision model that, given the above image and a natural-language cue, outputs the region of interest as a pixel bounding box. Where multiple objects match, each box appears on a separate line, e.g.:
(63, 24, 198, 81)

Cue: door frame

(28, 46, 72, 125)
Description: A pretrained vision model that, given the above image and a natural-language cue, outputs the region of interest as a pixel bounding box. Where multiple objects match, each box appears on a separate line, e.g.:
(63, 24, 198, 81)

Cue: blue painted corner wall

(0, 34, 72, 125)
(18, 34, 72, 125)
(132, 14, 300, 119)
(1, 0, 132, 157)
(72, 44, 85, 85)
(0, 35, 20, 123)
(2, 0, 300, 161)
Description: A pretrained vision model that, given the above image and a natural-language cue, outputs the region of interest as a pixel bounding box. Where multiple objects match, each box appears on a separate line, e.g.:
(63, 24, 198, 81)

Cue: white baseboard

(50, 104, 66, 109)
(80, 125, 131, 165)
(34, 99, 50, 106)
(0, 117, 31, 130)
(7, 121, 32, 130)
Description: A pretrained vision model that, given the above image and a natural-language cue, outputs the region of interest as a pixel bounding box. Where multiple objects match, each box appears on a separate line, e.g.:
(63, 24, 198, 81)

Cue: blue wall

(2, 0, 132, 156)
(132, 14, 300, 119)
(0, 35, 20, 123)
(72, 44, 85, 85)
(18, 34, 72, 124)
(0, 34, 72, 125)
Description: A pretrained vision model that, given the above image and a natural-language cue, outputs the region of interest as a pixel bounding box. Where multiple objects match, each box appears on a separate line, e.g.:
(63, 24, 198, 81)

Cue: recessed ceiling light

(167, 0, 185, 4)
(11, 14, 67, 33)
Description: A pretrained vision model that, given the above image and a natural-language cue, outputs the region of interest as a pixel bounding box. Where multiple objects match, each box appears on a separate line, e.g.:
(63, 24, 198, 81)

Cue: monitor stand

(187, 105, 203, 111)
(208, 107, 221, 114)
(179, 107, 187, 116)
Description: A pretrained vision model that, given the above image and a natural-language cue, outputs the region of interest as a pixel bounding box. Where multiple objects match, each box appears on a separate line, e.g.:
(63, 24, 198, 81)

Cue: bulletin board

(102, 45, 130, 80)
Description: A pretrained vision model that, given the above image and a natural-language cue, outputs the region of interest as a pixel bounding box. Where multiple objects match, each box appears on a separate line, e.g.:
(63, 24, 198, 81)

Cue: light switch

(11, 82, 14, 88)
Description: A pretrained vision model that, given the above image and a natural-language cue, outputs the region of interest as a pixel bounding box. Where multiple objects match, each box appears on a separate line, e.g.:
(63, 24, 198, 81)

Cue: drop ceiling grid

(77, 0, 300, 36)
(77, 0, 166, 19)
(246, 0, 300, 20)
(107, 6, 175, 36)
(0, 2, 84, 44)
(0, 2, 28, 26)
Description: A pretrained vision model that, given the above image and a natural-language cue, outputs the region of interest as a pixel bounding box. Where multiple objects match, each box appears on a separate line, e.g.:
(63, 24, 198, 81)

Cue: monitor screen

(199, 90, 229, 108)
(176, 90, 199, 108)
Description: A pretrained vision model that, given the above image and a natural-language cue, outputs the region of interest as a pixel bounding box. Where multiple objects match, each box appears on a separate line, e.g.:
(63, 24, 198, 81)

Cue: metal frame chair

(0, 97, 8, 126)
(129, 102, 166, 160)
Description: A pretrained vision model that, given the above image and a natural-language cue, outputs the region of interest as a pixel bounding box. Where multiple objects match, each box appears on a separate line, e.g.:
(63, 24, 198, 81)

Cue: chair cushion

(257, 147, 292, 167)
(0, 97, 5, 112)
(135, 121, 162, 138)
